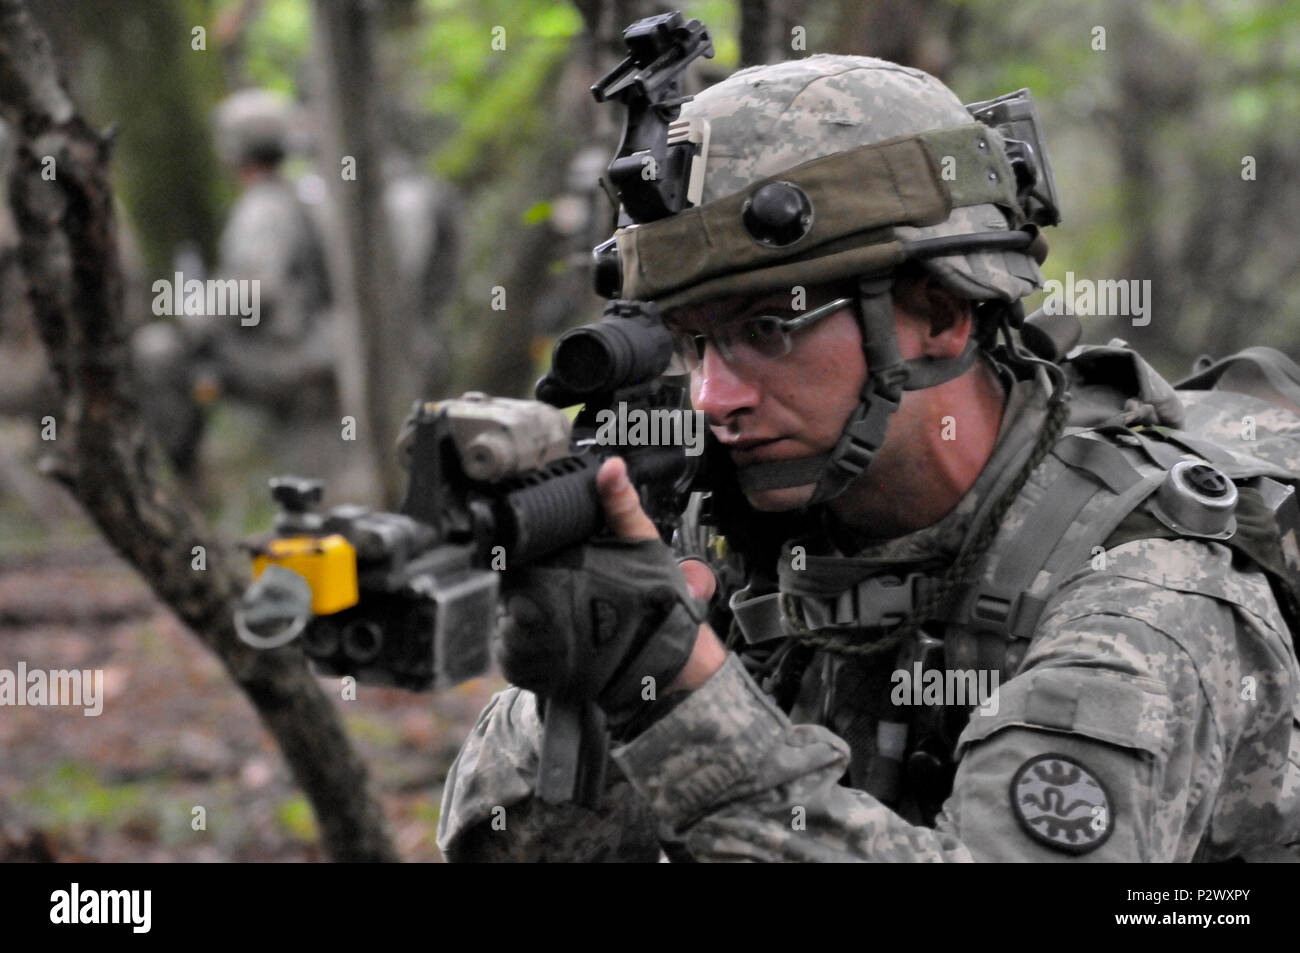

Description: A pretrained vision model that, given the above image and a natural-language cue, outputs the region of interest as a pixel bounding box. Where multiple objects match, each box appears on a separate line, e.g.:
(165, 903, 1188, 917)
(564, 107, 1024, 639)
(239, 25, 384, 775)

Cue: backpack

(948, 342, 1300, 859)
(947, 341, 1300, 664)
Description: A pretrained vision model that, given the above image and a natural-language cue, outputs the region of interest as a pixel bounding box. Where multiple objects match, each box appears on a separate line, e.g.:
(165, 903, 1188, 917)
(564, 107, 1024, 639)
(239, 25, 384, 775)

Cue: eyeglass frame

(666, 295, 856, 373)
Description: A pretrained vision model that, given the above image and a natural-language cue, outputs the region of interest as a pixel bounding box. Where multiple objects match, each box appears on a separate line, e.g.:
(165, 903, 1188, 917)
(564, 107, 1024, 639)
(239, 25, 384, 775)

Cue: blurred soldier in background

(207, 87, 337, 419)
(132, 88, 338, 483)
(134, 88, 459, 485)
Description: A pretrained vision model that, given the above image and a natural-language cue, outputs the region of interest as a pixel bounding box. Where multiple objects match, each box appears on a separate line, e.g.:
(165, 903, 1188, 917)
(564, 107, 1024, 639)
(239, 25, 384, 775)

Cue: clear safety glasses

(665, 296, 855, 375)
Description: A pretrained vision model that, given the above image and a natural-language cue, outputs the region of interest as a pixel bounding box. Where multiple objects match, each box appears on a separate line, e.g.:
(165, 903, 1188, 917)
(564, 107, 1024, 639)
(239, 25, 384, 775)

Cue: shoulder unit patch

(1010, 753, 1113, 855)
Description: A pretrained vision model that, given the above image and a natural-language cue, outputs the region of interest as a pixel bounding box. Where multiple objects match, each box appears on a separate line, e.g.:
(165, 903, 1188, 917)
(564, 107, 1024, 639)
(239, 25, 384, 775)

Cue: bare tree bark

(310, 0, 405, 508)
(25, 0, 228, 281)
(739, 0, 773, 67)
(1101, 4, 1199, 372)
(0, 0, 397, 862)
(831, 0, 956, 79)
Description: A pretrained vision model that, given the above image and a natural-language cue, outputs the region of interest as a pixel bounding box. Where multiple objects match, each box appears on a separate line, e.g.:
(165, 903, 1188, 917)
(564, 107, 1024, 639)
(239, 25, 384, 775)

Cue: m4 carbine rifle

(237, 299, 700, 807)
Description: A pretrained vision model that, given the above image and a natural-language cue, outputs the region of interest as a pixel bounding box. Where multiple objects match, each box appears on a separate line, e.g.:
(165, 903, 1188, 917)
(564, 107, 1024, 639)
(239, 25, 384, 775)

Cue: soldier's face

(666, 287, 869, 511)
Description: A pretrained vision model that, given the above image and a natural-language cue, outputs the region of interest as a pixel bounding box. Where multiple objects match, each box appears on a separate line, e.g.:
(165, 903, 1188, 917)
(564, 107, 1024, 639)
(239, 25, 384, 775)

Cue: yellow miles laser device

(250, 534, 359, 615)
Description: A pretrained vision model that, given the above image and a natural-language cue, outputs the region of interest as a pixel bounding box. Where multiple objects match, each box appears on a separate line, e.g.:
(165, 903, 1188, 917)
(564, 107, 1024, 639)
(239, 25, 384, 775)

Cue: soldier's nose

(693, 342, 761, 423)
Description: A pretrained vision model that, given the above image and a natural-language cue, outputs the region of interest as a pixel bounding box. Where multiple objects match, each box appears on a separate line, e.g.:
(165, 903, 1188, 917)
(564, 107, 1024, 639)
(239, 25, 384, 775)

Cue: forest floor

(0, 410, 500, 863)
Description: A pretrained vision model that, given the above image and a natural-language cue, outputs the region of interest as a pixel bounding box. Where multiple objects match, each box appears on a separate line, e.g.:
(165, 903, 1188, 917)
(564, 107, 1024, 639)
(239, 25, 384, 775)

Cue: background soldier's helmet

(214, 89, 295, 170)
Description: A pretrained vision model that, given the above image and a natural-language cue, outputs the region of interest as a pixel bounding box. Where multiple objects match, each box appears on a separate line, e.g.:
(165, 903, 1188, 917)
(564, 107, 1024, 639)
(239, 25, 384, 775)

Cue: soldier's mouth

(726, 437, 786, 463)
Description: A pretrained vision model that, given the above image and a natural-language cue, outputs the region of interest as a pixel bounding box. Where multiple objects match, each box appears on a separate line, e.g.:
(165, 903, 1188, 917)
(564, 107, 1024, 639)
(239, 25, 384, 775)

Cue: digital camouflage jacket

(436, 359, 1300, 862)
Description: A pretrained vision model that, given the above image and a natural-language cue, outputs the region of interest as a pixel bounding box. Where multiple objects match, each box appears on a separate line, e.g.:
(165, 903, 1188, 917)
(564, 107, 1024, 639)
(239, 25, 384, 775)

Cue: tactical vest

(716, 343, 1300, 826)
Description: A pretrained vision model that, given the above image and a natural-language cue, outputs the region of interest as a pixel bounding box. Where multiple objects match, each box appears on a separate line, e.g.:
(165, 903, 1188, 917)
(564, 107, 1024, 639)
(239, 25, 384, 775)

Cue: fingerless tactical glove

(496, 536, 705, 732)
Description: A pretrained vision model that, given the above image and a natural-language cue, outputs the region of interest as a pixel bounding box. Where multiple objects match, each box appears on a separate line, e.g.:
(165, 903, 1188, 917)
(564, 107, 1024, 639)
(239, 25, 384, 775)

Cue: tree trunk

(0, 0, 398, 863)
(831, 0, 956, 79)
(25, 0, 229, 281)
(310, 0, 406, 508)
(739, 0, 774, 67)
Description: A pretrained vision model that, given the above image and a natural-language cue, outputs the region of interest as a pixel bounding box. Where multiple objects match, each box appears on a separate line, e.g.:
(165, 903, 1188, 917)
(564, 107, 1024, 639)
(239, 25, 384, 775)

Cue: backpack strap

(942, 428, 1167, 643)
(953, 422, 1300, 674)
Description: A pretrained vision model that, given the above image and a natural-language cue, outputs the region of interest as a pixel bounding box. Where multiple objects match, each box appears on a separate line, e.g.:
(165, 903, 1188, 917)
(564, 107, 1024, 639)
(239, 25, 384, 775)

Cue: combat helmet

(595, 48, 1061, 505)
(214, 88, 295, 170)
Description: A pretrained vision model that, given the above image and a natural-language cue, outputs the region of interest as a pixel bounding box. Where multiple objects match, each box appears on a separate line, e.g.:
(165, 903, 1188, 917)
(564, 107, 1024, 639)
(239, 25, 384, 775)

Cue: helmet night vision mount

(590, 11, 714, 299)
(964, 88, 1061, 231)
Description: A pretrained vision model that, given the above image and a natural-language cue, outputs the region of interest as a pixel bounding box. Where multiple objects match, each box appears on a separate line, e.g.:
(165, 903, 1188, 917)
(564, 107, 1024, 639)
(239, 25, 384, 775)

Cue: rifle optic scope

(548, 300, 674, 396)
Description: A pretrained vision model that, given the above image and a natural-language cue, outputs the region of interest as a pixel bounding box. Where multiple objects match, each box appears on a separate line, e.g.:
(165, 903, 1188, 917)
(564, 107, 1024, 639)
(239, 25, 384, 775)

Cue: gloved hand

(495, 459, 710, 732)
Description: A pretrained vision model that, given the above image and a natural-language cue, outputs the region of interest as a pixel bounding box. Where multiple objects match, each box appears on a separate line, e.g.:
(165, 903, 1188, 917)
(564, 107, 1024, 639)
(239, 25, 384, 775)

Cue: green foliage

(414, 799, 441, 827)
(984, 60, 1068, 100)
(948, 0, 1300, 369)
(61, 0, 230, 277)
(522, 200, 552, 225)
(240, 0, 313, 93)
(1229, 87, 1268, 129)
(682, 0, 740, 68)
(22, 762, 146, 827)
(344, 713, 403, 748)
(274, 794, 320, 842)
(416, 0, 581, 183)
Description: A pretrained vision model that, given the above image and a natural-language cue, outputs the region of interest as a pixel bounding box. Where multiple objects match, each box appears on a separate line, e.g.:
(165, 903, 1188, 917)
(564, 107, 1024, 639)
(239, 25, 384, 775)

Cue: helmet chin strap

(736, 275, 979, 505)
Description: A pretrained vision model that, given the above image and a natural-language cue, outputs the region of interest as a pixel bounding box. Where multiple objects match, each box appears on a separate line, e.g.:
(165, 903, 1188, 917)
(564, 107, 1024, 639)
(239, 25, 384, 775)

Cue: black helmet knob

(741, 181, 813, 247)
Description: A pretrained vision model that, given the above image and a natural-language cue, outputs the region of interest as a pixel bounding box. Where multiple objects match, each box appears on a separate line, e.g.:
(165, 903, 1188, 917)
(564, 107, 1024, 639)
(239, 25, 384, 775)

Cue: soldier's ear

(918, 273, 971, 339)
(894, 268, 972, 343)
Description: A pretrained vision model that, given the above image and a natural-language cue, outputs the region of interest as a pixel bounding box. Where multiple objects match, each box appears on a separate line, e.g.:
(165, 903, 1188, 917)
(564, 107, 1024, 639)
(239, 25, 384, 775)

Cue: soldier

(207, 88, 337, 420)
(436, 56, 1300, 861)
(129, 90, 337, 481)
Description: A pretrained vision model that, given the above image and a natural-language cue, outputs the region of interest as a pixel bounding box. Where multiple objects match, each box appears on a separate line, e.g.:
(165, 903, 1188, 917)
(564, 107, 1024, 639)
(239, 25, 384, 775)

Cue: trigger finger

(678, 558, 718, 602)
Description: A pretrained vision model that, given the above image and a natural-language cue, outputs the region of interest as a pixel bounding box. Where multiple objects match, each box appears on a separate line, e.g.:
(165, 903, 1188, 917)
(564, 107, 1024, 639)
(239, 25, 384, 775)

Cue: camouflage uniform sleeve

(435, 685, 664, 862)
(613, 652, 978, 861)
(612, 538, 1300, 861)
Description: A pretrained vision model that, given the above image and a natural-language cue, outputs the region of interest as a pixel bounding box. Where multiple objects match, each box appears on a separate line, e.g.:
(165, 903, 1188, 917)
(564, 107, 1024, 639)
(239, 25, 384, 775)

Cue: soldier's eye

(740, 316, 790, 357)
(666, 331, 706, 374)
